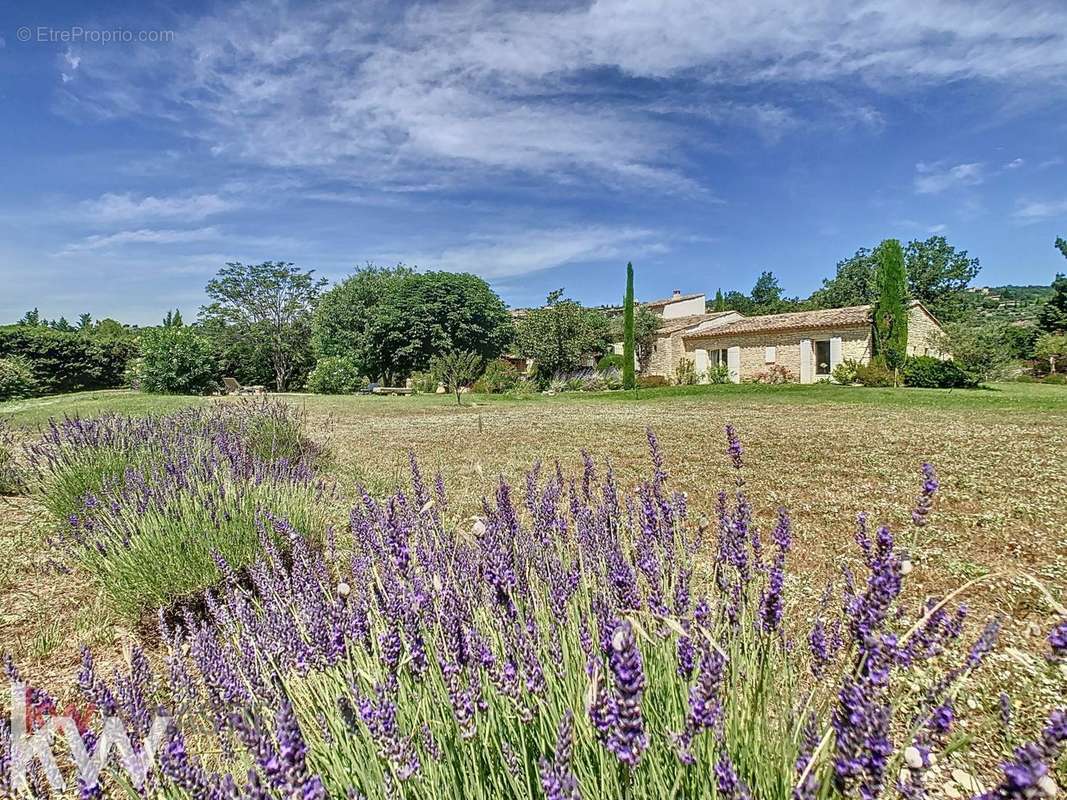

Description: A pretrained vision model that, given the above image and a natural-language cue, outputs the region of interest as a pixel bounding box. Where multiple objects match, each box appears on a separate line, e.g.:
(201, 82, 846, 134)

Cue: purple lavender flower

(978, 709, 1066, 800)
(604, 620, 649, 767)
(715, 751, 751, 800)
(911, 463, 939, 527)
(1048, 618, 1067, 662)
(539, 711, 581, 800)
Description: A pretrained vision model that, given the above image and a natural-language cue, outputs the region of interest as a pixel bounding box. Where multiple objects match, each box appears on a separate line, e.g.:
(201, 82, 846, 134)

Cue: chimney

(672, 289, 681, 299)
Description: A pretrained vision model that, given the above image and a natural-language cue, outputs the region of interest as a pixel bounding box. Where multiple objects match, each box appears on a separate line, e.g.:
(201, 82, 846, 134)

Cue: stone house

(671, 300, 945, 383)
(644, 290, 707, 319)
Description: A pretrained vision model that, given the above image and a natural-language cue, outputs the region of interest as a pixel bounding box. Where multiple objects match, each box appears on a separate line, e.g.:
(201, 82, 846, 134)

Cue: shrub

(903, 356, 975, 389)
(930, 322, 1012, 385)
(507, 378, 539, 396)
(637, 374, 668, 388)
(478, 359, 520, 394)
(44, 429, 1058, 800)
(307, 356, 365, 394)
(706, 363, 732, 384)
(854, 360, 896, 387)
(749, 364, 795, 384)
(597, 353, 625, 372)
(1043, 372, 1067, 385)
(831, 358, 862, 385)
(0, 327, 136, 395)
(673, 357, 700, 385)
(137, 327, 219, 394)
(31, 401, 328, 618)
(597, 366, 624, 390)
(0, 355, 37, 400)
(409, 371, 439, 394)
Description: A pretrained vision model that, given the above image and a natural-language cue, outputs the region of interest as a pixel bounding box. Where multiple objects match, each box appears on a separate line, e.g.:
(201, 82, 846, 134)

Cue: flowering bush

(0, 355, 37, 401)
(29, 400, 331, 618)
(749, 364, 795, 384)
(0, 419, 22, 495)
(307, 356, 366, 394)
(3, 427, 1059, 799)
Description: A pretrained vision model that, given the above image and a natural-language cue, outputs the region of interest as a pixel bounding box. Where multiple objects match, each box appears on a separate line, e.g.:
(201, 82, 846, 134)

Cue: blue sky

(1, 0, 1066, 325)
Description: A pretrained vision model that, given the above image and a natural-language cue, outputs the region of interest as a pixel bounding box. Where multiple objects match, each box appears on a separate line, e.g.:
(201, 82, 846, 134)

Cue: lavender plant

(12, 428, 1062, 797)
(10, 428, 1063, 799)
(30, 400, 332, 619)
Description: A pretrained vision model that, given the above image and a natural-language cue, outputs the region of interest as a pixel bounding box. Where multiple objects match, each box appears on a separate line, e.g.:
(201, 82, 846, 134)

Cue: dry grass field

(1, 382, 1065, 790)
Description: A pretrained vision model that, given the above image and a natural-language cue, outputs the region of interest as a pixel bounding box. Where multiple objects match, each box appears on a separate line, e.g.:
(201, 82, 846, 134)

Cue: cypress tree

(873, 238, 909, 372)
(623, 262, 636, 390)
(714, 288, 725, 312)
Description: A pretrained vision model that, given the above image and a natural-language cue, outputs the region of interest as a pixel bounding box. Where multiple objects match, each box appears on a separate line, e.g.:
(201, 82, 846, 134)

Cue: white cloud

(914, 161, 984, 194)
(1012, 198, 1067, 223)
(927, 223, 948, 233)
(1004, 158, 1025, 169)
(61, 0, 1067, 188)
(405, 226, 664, 280)
(80, 192, 235, 223)
(58, 227, 221, 254)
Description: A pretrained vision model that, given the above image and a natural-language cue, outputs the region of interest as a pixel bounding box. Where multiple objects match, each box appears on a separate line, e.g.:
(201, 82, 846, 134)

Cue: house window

(711, 348, 729, 366)
(765, 346, 776, 364)
(814, 340, 831, 376)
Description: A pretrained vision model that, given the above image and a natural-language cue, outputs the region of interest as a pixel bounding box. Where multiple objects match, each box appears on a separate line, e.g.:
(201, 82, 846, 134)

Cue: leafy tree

(1034, 332, 1067, 374)
(712, 289, 726, 312)
(872, 239, 908, 372)
(622, 262, 636, 390)
(812, 236, 980, 321)
(633, 306, 662, 372)
(163, 309, 184, 328)
(1056, 237, 1067, 260)
(136, 327, 218, 394)
(431, 350, 483, 405)
(77, 313, 93, 331)
(1038, 273, 1067, 333)
(18, 309, 42, 327)
(93, 319, 128, 340)
(750, 271, 785, 314)
(721, 290, 755, 315)
(515, 291, 611, 384)
(50, 316, 74, 332)
(809, 248, 879, 308)
(0, 356, 37, 401)
(0, 327, 134, 394)
(903, 236, 980, 321)
(931, 322, 1012, 384)
(312, 267, 510, 384)
(201, 261, 326, 391)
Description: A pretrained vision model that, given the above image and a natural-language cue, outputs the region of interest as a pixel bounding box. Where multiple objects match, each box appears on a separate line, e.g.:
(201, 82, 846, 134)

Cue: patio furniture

(223, 377, 266, 395)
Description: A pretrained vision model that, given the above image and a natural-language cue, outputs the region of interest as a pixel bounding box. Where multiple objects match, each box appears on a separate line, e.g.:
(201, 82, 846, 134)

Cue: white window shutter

(693, 348, 709, 380)
(765, 346, 776, 363)
(829, 337, 843, 373)
(799, 338, 812, 383)
(727, 346, 741, 383)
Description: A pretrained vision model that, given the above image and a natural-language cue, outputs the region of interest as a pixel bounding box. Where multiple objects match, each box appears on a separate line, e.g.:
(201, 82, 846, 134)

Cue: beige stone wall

(647, 330, 689, 378)
(906, 304, 946, 357)
(683, 325, 872, 382)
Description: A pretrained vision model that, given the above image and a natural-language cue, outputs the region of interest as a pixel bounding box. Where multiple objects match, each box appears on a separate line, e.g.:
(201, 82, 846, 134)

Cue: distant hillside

(966, 284, 1053, 325)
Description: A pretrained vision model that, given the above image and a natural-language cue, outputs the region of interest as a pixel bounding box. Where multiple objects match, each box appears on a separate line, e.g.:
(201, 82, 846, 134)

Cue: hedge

(0, 327, 137, 395)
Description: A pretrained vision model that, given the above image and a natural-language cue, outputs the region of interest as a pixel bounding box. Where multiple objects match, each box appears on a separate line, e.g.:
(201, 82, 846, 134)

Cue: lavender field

(0, 389, 1065, 799)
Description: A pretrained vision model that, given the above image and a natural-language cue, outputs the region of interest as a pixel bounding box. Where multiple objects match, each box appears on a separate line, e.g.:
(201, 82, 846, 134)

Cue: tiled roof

(656, 312, 734, 335)
(643, 292, 704, 308)
(683, 305, 872, 338)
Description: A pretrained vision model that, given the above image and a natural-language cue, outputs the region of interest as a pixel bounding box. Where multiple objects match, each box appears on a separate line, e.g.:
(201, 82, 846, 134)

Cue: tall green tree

(515, 291, 610, 384)
(1056, 237, 1067, 260)
(622, 262, 636, 390)
(750, 271, 785, 314)
(313, 267, 512, 384)
(18, 309, 42, 327)
(163, 309, 184, 328)
(201, 261, 326, 391)
(903, 236, 980, 321)
(1038, 273, 1067, 333)
(77, 313, 93, 331)
(872, 239, 908, 371)
(811, 236, 980, 321)
(712, 289, 726, 312)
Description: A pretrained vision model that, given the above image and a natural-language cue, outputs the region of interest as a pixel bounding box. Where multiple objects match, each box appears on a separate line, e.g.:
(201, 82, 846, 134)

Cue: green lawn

(3, 381, 1065, 429)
